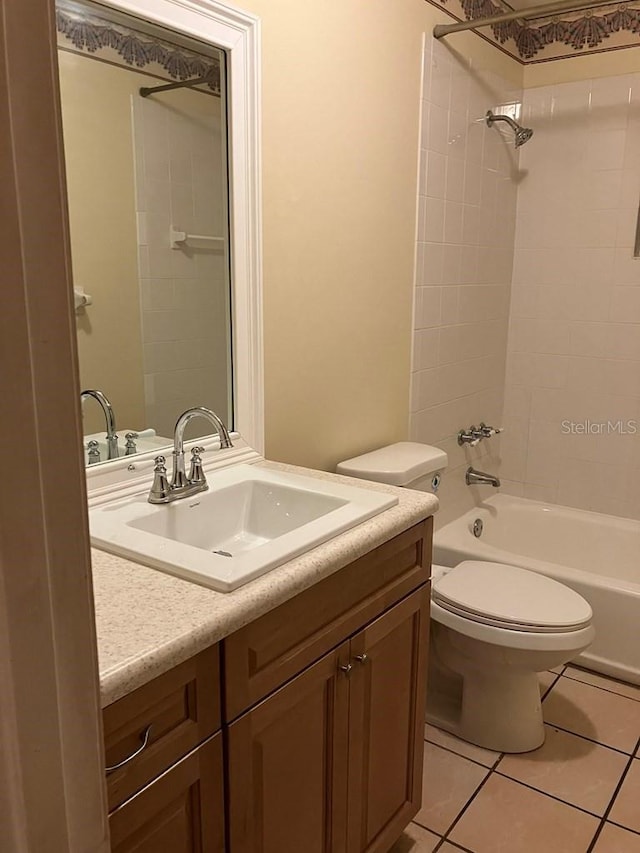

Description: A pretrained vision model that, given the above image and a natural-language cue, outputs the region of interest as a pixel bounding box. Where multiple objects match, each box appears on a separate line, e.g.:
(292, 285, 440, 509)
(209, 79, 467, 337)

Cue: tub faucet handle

(458, 426, 482, 447)
(479, 422, 503, 438)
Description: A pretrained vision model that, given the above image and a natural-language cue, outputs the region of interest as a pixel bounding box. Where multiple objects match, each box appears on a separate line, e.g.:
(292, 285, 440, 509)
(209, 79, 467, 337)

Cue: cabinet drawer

(104, 644, 220, 811)
(109, 732, 225, 853)
(223, 519, 432, 721)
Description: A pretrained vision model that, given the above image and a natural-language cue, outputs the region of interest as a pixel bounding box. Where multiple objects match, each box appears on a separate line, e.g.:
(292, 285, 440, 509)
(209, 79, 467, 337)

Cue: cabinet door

(346, 587, 430, 853)
(108, 732, 224, 853)
(227, 641, 351, 853)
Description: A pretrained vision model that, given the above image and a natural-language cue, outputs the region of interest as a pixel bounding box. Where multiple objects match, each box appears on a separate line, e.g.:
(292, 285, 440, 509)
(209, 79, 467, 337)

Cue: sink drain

(212, 549, 233, 557)
(472, 518, 483, 538)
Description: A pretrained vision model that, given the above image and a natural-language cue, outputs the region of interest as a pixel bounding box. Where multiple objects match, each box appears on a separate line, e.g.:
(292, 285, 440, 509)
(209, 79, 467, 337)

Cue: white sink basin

(89, 464, 398, 591)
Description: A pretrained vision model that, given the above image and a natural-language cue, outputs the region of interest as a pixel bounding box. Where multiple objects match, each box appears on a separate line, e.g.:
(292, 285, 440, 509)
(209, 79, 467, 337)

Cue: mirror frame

(77, 0, 264, 454)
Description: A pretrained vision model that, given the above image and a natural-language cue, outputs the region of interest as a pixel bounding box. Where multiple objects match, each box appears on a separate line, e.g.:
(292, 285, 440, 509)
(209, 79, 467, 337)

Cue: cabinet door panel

(347, 587, 430, 853)
(228, 642, 351, 853)
(108, 733, 224, 853)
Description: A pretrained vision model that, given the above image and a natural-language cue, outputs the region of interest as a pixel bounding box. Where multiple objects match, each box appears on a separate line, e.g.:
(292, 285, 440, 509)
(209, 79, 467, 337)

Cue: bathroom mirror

(57, 0, 263, 465)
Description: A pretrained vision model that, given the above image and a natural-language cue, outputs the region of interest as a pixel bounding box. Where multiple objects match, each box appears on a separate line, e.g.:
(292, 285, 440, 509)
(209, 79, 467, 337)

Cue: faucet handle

(148, 456, 171, 503)
(87, 440, 101, 464)
(188, 446, 207, 487)
(479, 422, 504, 438)
(458, 426, 481, 447)
(125, 432, 139, 455)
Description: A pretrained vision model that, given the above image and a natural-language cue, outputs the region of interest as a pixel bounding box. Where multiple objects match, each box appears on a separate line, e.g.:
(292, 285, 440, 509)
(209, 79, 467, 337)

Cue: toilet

(337, 442, 595, 753)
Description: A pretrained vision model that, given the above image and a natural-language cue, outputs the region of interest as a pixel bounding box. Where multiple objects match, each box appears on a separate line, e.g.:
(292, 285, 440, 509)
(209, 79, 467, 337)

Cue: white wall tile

(503, 73, 640, 519)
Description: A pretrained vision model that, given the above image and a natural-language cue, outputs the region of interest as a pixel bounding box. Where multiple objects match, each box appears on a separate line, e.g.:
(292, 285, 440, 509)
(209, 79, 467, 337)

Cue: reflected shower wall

(133, 86, 232, 438)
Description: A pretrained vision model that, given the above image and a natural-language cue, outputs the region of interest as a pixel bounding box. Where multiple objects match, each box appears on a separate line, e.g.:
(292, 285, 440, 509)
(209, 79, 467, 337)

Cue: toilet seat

(432, 561, 593, 634)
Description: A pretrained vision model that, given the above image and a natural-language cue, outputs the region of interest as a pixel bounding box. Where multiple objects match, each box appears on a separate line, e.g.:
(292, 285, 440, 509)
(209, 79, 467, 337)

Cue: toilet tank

(336, 442, 448, 494)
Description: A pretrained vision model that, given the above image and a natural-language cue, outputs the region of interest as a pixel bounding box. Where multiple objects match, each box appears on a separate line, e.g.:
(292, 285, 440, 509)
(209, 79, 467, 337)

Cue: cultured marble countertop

(92, 460, 438, 707)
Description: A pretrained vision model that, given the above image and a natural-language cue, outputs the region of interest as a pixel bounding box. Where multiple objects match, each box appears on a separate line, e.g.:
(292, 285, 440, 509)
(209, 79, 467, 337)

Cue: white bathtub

(433, 494, 640, 685)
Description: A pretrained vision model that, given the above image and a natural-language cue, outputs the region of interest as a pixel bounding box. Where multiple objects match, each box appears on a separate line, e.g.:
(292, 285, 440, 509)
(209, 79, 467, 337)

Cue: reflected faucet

(148, 406, 233, 504)
(466, 467, 500, 488)
(80, 389, 118, 460)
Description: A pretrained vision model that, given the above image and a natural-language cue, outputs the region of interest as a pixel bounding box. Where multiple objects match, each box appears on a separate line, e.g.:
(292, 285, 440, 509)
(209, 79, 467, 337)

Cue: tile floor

(391, 665, 640, 853)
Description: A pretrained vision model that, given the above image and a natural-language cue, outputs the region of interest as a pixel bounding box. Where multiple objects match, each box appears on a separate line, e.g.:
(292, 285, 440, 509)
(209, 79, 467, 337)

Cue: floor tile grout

(562, 670, 640, 703)
(492, 768, 617, 819)
(437, 771, 493, 848)
(538, 720, 638, 756)
(423, 735, 502, 770)
(419, 669, 640, 853)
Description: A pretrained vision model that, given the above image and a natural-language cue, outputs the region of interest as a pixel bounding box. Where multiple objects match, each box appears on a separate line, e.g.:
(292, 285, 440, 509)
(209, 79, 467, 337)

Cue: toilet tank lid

(336, 442, 448, 486)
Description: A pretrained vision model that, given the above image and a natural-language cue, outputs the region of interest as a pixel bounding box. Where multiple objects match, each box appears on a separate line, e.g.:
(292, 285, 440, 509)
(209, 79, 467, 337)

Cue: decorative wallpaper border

(56, 0, 221, 93)
(428, 0, 640, 62)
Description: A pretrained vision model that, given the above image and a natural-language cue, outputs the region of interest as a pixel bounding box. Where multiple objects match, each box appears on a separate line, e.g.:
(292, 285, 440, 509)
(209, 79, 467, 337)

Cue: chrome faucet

(466, 467, 501, 488)
(148, 406, 233, 504)
(81, 389, 119, 460)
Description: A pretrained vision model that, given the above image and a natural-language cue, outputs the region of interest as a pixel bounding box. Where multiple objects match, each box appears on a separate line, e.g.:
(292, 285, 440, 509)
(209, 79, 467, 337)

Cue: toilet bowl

(337, 442, 595, 753)
(428, 561, 594, 752)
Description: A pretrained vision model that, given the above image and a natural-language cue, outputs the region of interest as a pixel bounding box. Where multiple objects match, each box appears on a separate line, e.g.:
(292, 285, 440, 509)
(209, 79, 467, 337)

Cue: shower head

(486, 110, 534, 148)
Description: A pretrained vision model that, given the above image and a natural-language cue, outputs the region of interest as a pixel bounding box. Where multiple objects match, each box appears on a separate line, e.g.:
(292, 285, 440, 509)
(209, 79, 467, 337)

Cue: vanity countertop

(92, 460, 438, 707)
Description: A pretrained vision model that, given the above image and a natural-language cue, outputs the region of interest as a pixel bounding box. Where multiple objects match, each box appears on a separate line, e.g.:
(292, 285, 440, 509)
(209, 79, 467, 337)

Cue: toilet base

(427, 668, 545, 753)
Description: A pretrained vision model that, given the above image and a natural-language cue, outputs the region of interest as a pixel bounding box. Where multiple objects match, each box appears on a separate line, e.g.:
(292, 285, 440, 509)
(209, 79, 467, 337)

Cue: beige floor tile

(388, 822, 441, 853)
(498, 725, 628, 815)
(424, 724, 500, 767)
(609, 759, 640, 833)
(550, 665, 566, 674)
(564, 667, 640, 703)
(439, 844, 473, 853)
(413, 742, 489, 835)
(543, 677, 640, 753)
(593, 822, 640, 852)
(449, 774, 599, 853)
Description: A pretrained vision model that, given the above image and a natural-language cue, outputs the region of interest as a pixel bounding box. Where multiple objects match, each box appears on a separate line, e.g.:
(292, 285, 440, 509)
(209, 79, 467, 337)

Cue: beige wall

(240, 0, 522, 471)
(59, 51, 146, 434)
(525, 48, 640, 89)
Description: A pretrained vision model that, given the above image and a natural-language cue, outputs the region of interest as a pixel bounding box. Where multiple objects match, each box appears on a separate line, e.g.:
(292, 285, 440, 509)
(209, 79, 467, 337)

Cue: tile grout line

(562, 671, 640, 703)
(434, 769, 493, 851)
(492, 769, 617, 820)
(423, 735, 502, 771)
(584, 734, 640, 853)
(539, 720, 638, 757)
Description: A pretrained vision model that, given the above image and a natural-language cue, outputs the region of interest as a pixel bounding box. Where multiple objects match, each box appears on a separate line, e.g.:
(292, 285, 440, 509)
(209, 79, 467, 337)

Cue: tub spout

(466, 467, 500, 487)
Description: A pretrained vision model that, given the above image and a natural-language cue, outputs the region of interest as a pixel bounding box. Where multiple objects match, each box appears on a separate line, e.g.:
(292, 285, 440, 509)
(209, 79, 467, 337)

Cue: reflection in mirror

(57, 0, 233, 465)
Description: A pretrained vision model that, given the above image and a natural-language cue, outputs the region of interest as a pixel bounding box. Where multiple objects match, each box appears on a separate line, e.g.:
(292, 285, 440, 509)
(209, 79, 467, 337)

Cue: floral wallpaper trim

(428, 0, 640, 62)
(56, 1, 221, 94)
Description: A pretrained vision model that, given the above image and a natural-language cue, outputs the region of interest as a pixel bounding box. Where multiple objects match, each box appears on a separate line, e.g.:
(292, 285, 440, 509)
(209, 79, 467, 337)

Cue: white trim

(94, 0, 264, 454)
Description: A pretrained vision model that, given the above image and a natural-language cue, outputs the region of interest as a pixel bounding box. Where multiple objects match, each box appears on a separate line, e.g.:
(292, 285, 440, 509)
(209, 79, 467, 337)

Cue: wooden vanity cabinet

(102, 519, 432, 853)
(226, 586, 429, 853)
(224, 520, 431, 853)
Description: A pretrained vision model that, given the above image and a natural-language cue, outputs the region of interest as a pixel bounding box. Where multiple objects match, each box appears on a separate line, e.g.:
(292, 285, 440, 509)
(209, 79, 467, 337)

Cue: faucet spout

(148, 406, 233, 503)
(465, 466, 500, 488)
(80, 389, 118, 460)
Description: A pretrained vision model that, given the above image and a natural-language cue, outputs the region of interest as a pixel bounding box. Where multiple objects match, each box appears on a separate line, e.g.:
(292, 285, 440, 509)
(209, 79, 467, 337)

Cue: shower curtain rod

(140, 73, 218, 98)
(434, 0, 618, 39)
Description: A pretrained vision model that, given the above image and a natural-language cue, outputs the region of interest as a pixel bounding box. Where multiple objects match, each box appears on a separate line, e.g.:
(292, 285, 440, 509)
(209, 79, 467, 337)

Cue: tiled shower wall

(501, 75, 640, 520)
(133, 91, 231, 439)
(410, 36, 521, 525)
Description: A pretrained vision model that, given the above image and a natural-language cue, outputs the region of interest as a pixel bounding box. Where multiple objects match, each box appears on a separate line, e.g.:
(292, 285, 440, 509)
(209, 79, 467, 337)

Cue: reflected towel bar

(170, 226, 226, 249)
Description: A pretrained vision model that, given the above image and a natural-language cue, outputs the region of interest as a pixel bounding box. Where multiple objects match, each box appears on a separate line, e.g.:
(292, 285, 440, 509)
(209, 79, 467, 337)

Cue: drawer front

(104, 644, 220, 811)
(108, 732, 225, 853)
(223, 519, 432, 721)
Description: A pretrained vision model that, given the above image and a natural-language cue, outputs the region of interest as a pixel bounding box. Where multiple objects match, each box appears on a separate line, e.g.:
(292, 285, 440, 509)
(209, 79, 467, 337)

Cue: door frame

(0, 0, 109, 848)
